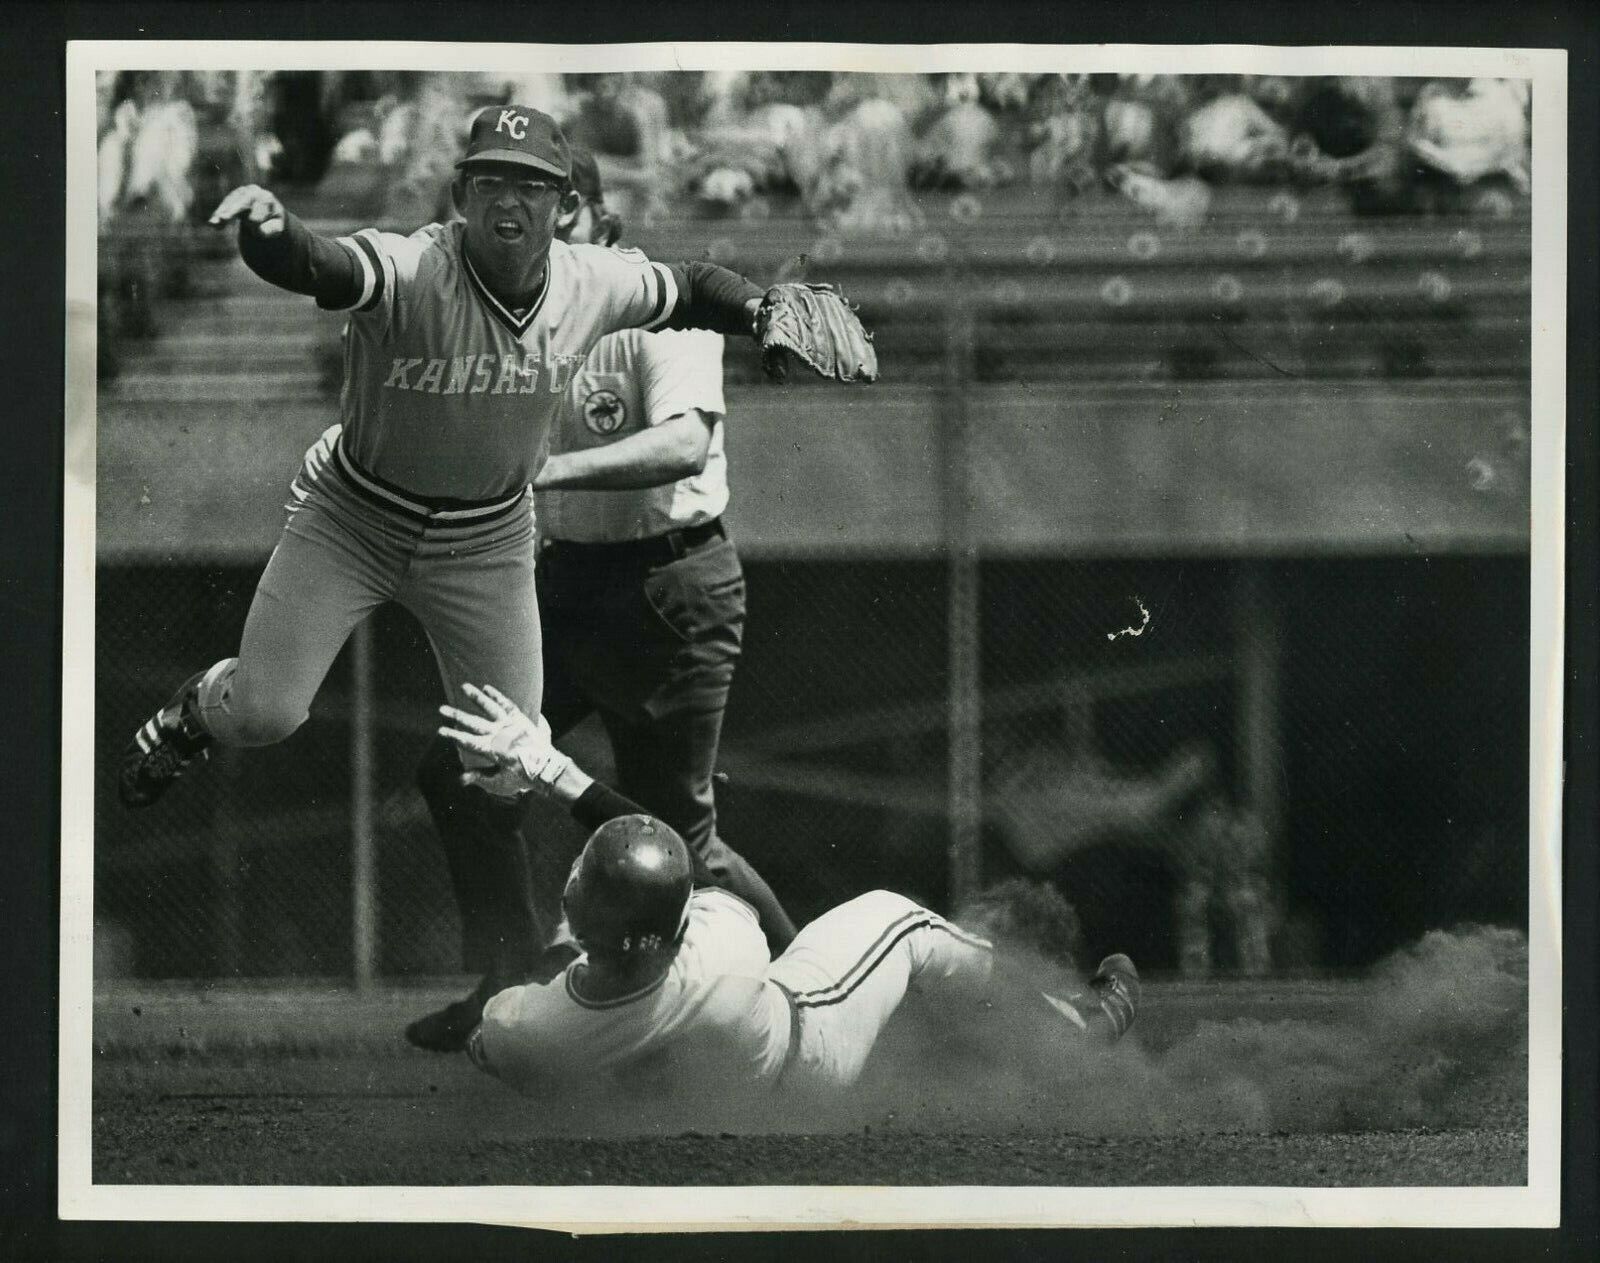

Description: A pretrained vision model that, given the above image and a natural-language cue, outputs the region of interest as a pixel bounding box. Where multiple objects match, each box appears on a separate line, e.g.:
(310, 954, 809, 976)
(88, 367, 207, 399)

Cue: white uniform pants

(768, 890, 994, 1091)
(192, 428, 540, 771)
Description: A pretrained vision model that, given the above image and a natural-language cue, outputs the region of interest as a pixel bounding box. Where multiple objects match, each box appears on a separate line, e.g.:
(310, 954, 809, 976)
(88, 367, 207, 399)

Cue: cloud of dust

(834, 909, 1529, 1138)
(519, 884, 1527, 1140)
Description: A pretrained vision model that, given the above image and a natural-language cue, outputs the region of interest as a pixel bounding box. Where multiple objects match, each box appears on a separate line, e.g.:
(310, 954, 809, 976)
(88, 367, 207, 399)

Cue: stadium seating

(95, 185, 1531, 561)
(103, 183, 1530, 394)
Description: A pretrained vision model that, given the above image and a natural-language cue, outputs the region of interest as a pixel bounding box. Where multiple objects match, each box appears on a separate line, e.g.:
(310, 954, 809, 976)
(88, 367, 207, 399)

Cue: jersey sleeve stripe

(349, 232, 389, 313)
(332, 236, 378, 311)
(641, 261, 679, 332)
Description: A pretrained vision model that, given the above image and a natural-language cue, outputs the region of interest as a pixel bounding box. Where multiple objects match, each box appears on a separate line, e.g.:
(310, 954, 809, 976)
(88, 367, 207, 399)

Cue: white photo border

(61, 38, 1566, 1230)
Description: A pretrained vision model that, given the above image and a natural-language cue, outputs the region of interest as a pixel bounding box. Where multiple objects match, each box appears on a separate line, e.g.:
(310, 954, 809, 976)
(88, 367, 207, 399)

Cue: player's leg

(414, 739, 544, 967)
(405, 632, 596, 1052)
(568, 531, 797, 950)
(401, 513, 545, 736)
(766, 890, 996, 1088)
(768, 890, 1141, 1090)
(415, 681, 595, 970)
(413, 552, 593, 903)
(119, 494, 394, 807)
(604, 706, 798, 952)
(399, 512, 555, 1051)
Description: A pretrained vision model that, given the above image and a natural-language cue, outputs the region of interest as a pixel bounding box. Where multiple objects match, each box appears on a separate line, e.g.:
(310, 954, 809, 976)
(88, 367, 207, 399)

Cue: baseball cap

(456, 105, 571, 179)
(567, 145, 605, 202)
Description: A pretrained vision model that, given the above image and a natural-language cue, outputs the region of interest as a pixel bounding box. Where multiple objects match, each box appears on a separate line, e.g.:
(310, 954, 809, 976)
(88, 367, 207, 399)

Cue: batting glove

(438, 683, 573, 797)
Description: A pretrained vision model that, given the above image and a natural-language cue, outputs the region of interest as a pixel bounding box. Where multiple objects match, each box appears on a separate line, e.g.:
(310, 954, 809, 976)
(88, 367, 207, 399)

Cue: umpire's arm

(531, 410, 712, 490)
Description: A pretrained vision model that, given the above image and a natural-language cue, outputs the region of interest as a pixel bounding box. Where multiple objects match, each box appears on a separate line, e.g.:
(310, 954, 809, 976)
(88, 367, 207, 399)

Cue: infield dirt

(88, 927, 1529, 1188)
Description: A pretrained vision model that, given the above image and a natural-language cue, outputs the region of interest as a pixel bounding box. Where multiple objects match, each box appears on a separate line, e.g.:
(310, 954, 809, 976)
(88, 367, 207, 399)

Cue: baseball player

(408, 147, 796, 1053)
(118, 106, 868, 821)
(437, 683, 1141, 1099)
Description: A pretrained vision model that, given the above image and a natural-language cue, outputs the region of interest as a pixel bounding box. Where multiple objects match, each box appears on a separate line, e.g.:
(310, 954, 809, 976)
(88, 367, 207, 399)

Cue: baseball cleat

(1088, 953, 1141, 1040)
(118, 672, 214, 808)
(405, 990, 490, 1054)
(407, 944, 581, 1052)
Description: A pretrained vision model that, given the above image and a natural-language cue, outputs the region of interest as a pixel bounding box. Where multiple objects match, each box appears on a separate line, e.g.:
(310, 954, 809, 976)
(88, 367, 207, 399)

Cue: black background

(3, 1, 1595, 1259)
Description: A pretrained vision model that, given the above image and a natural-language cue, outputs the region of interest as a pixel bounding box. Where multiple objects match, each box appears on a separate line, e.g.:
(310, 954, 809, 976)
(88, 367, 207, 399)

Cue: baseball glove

(755, 283, 879, 384)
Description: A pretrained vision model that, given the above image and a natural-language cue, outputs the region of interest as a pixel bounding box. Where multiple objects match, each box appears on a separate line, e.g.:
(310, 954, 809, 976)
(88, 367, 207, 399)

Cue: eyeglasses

(467, 173, 561, 200)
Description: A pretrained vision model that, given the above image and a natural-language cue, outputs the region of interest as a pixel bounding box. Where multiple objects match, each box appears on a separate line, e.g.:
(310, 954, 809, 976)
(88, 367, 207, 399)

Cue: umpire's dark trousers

(417, 519, 797, 984)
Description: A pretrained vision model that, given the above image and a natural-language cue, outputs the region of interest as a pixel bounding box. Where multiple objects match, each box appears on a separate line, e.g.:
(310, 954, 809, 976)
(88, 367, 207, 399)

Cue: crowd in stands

(99, 69, 1532, 236)
(95, 70, 1531, 380)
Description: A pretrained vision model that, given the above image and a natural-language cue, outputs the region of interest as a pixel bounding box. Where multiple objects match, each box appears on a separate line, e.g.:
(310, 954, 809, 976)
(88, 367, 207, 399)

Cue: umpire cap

(457, 105, 571, 179)
(564, 815, 693, 956)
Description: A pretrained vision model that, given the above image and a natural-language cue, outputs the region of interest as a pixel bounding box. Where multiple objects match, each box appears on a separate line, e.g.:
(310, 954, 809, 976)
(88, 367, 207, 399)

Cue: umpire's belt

(542, 518, 726, 566)
(332, 435, 527, 526)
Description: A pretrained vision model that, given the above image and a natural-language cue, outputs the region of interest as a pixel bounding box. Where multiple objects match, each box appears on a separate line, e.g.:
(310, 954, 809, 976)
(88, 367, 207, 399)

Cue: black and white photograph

(60, 40, 1565, 1229)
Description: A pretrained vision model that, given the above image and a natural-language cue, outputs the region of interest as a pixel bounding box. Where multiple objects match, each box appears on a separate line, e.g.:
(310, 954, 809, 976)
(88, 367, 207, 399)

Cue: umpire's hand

(208, 184, 288, 238)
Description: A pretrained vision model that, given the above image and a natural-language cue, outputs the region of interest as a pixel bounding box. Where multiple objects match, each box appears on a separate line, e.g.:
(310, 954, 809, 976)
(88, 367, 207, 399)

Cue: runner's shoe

(118, 671, 213, 808)
(405, 991, 487, 1054)
(1088, 952, 1141, 1040)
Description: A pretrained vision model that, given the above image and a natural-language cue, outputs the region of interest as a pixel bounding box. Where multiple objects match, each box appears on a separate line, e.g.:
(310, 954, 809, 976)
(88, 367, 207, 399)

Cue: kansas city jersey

(538, 328, 730, 543)
(476, 888, 793, 1095)
(325, 223, 681, 501)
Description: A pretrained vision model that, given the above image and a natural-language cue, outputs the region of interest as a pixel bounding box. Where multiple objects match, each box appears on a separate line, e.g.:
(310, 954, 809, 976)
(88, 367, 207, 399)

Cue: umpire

(408, 147, 797, 1051)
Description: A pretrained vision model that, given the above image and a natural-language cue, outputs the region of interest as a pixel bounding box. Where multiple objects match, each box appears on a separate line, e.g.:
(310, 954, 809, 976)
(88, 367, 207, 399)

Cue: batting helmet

(563, 815, 693, 956)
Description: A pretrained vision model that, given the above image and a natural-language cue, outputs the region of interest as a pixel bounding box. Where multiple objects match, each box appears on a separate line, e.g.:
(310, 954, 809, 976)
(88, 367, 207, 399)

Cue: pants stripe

(790, 913, 988, 1011)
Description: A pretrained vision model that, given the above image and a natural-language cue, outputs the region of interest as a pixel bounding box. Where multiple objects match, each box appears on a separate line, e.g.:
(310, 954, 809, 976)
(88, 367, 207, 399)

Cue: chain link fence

(95, 552, 1530, 981)
(94, 165, 1533, 984)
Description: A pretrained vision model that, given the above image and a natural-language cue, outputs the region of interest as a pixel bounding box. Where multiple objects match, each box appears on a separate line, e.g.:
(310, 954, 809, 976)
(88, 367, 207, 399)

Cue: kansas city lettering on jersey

(325, 223, 683, 500)
(382, 352, 585, 396)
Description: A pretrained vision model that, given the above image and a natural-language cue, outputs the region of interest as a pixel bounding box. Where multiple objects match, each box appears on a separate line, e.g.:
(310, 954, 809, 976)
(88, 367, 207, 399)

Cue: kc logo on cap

(457, 104, 571, 179)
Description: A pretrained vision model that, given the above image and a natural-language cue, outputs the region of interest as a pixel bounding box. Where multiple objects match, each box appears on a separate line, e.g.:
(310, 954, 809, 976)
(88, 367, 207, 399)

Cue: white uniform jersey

(537, 328, 730, 543)
(325, 224, 679, 501)
(477, 888, 792, 1094)
(475, 889, 996, 1098)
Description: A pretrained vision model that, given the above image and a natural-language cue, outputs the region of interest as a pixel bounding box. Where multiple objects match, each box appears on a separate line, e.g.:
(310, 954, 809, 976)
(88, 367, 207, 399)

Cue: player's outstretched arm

(660, 262, 877, 384)
(439, 684, 580, 795)
(651, 260, 765, 336)
(208, 184, 289, 237)
(439, 684, 658, 834)
(208, 184, 362, 307)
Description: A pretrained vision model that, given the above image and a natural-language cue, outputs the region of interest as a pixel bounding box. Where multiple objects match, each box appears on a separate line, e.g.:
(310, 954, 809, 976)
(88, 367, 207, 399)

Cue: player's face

(460, 162, 565, 269)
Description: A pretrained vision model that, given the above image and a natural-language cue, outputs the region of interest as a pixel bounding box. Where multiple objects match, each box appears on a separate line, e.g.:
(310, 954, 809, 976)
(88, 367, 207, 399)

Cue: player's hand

(207, 184, 287, 238)
(438, 683, 572, 796)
